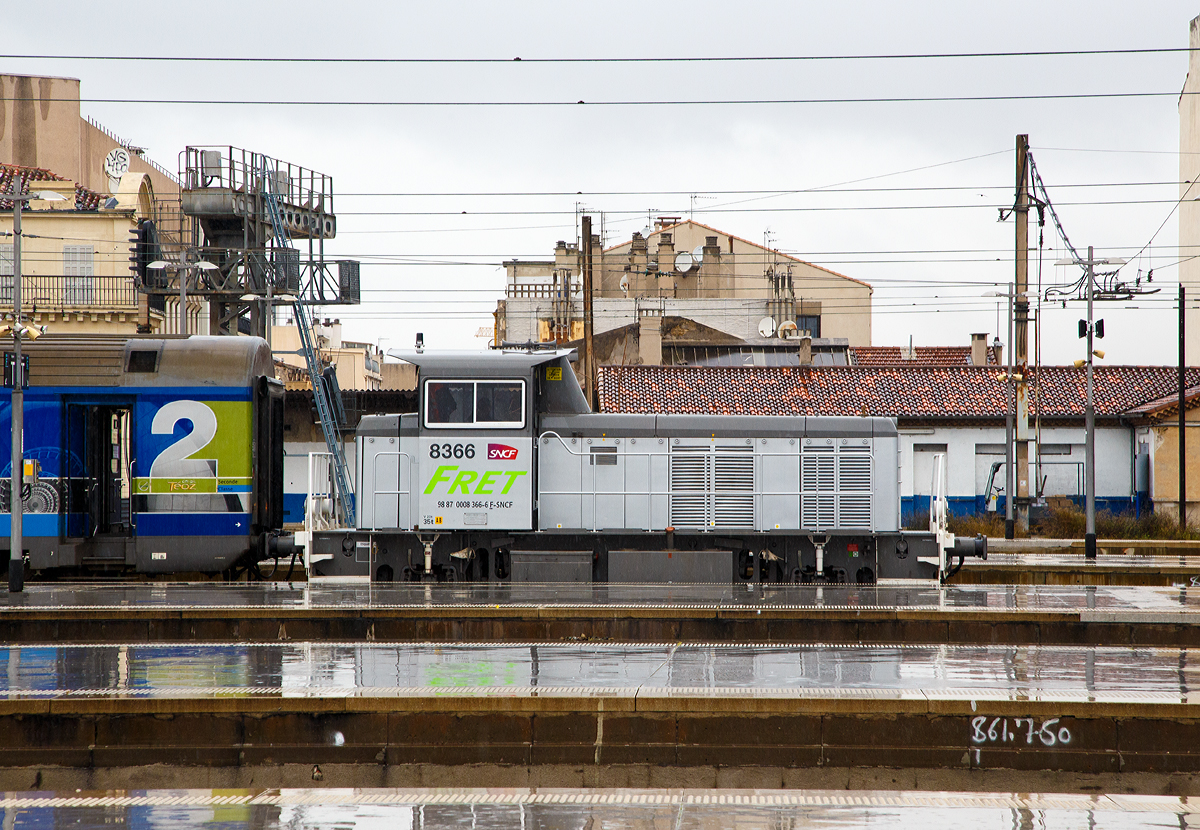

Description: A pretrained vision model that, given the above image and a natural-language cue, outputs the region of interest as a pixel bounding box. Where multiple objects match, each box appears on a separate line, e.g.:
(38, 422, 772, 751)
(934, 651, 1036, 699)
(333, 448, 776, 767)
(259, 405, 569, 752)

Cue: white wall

(898, 425, 1134, 502)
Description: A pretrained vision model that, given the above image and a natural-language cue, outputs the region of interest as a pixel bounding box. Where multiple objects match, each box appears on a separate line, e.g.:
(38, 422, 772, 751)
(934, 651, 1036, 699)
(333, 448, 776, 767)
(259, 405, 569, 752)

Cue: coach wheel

(376, 564, 394, 583)
(855, 566, 876, 585)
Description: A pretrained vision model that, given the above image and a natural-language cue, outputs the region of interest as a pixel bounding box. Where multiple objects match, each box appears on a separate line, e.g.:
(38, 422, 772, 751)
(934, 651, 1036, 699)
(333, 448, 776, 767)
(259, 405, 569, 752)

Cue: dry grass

(908, 505, 1199, 540)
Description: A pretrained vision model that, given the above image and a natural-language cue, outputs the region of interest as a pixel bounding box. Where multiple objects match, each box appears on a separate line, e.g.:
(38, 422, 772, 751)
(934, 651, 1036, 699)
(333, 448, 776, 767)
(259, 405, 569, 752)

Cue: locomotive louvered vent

(801, 443, 873, 530)
(713, 446, 754, 528)
(669, 446, 710, 528)
(836, 445, 873, 529)
(669, 445, 755, 529)
(801, 445, 836, 529)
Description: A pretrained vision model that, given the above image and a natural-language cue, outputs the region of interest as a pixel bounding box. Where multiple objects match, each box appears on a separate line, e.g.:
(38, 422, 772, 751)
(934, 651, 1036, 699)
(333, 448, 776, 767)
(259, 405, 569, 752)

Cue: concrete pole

(1014, 134, 1031, 533)
(1085, 246, 1096, 560)
(1182, 284, 1188, 529)
(582, 215, 596, 412)
(9, 185, 24, 592)
(1005, 286, 1015, 540)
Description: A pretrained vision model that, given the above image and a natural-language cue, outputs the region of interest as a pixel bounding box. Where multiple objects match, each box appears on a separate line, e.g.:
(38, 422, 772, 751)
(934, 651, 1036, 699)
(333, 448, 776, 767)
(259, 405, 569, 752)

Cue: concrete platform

(2, 582, 1200, 646)
(0, 641, 1199, 779)
(952, 552, 1200, 586)
(4, 787, 1200, 827)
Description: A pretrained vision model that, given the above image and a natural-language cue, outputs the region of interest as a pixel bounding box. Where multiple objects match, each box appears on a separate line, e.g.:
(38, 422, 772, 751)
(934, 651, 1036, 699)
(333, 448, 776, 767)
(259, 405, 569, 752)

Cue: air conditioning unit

(200, 150, 223, 185)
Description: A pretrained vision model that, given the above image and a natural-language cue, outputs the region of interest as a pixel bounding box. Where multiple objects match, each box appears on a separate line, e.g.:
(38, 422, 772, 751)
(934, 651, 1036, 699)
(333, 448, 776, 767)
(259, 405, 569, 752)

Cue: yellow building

(1131, 386, 1200, 525)
(0, 73, 186, 335)
(0, 163, 173, 334)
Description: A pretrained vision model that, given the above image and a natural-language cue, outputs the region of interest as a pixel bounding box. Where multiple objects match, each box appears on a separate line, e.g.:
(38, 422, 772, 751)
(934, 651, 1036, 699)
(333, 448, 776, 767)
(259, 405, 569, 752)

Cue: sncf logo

(488, 444, 519, 460)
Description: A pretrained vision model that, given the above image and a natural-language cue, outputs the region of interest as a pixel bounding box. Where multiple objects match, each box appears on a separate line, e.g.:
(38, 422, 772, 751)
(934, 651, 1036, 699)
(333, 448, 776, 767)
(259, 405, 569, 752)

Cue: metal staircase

(260, 160, 355, 527)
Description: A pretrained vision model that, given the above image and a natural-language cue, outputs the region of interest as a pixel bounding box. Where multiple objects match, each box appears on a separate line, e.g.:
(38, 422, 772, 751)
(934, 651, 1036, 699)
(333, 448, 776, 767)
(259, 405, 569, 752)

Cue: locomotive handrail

(366, 451, 414, 532)
(537, 430, 878, 533)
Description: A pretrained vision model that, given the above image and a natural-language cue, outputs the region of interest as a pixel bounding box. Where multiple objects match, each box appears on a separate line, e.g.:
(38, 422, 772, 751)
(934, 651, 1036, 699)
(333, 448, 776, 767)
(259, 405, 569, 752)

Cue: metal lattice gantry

(150, 146, 361, 338)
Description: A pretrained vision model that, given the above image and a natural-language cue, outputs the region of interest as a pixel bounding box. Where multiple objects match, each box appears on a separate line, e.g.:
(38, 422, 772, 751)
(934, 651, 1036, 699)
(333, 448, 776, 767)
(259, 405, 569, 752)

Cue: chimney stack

(970, 333, 988, 366)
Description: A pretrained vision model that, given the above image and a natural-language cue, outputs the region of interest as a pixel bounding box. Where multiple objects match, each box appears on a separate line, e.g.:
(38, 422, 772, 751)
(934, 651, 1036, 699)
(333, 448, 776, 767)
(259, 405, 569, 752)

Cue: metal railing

(6, 274, 138, 309)
(180, 146, 334, 216)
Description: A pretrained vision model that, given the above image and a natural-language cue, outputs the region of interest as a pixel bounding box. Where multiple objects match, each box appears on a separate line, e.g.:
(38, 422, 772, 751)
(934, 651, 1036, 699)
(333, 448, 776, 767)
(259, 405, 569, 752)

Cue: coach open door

(65, 403, 133, 545)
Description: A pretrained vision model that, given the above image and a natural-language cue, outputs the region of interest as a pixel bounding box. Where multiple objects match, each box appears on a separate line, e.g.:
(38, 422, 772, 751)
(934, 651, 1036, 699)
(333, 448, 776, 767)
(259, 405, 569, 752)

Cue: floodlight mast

(5, 181, 67, 592)
(1055, 247, 1124, 561)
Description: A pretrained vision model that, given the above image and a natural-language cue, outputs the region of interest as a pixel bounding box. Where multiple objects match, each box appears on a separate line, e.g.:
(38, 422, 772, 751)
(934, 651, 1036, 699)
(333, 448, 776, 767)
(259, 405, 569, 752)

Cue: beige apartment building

(496, 218, 872, 358)
(0, 73, 184, 335)
(271, 319, 384, 391)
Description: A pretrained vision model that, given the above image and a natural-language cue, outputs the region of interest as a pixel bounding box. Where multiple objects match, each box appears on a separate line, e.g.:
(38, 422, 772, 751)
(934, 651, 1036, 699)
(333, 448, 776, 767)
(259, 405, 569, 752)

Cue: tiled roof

(0, 164, 103, 211)
(597, 364, 1200, 419)
(1124, 385, 1200, 420)
(851, 345, 999, 366)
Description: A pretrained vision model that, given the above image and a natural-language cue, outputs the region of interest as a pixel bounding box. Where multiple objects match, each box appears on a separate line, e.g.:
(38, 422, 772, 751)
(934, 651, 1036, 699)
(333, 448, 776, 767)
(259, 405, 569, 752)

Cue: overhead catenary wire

(1, 47, 1195, 64)
(0, 91, 1197, 107)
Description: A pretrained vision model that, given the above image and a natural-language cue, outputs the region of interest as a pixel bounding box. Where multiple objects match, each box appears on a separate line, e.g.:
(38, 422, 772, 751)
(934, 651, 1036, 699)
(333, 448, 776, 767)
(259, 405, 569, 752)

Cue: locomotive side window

(477, 382, 523, 424)
(424, 379, 525, 429)
(426, 382, 473, 425)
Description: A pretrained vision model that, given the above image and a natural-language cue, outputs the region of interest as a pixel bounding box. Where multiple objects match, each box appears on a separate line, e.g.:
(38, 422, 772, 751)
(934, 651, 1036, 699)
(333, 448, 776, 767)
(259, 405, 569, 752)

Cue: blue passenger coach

(0, 335, 290, 575)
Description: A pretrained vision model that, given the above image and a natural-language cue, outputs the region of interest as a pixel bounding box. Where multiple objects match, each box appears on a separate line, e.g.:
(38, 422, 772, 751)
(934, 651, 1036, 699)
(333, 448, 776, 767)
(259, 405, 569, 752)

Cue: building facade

(497, 219, 872, 353)
(0, 73, 187, 336)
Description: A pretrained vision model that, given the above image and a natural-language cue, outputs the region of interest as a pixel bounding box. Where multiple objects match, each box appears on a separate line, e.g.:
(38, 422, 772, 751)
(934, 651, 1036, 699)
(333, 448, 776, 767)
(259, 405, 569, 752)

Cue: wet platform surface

(2, 641, 1200, 776)
(3, 582, 1199, 646)
(3, 580, 1199, 613)
(1, 640, 1198, 702)
(3, 788, 1200, 829)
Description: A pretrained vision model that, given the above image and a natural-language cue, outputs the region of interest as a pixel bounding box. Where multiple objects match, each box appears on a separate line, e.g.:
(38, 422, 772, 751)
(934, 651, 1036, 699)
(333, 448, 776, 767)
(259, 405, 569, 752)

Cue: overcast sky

(8, 1, 1199, 365)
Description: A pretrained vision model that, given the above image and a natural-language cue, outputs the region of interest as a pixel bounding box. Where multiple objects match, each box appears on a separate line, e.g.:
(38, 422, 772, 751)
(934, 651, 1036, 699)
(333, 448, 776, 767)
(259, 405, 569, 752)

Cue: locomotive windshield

(424, 379, 525, 429)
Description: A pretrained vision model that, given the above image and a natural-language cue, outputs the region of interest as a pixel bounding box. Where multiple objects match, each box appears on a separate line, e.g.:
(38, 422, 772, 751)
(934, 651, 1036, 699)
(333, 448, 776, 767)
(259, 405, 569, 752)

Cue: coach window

(424, 380, 525, 429)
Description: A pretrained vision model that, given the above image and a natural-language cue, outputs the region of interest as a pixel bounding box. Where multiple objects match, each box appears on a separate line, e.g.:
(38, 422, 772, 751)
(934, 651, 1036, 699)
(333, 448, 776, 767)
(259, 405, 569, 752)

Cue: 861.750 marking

(971, 716, 1072, 747)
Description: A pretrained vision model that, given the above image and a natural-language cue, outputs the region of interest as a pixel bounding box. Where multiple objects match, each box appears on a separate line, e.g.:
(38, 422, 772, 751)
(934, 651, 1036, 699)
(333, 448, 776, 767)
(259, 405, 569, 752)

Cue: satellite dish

(758, 317, 777, 338)
(778, 320, 799, 340)
(639, 226, 652, 239)
(674, 251, 695, 273)
(693, 245, 705, 263)
(619, 274, 630, 295)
